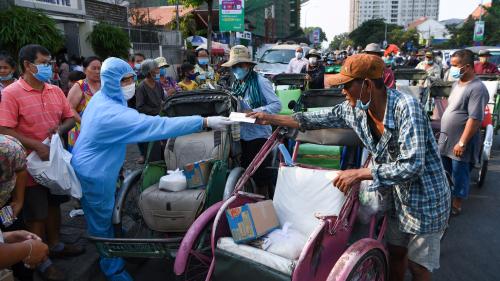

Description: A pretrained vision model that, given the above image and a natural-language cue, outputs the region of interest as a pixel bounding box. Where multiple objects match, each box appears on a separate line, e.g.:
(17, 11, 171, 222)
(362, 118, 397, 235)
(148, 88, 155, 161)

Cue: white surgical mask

(295, 52, 303, 59)
(309, 57, 318, 65)
(122, 83, 136, 100)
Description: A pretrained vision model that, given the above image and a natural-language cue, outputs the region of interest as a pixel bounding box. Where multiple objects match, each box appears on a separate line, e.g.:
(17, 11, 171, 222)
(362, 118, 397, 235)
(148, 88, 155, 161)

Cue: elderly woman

(155, 57, 180, 97)
(222, 45, 281, 196)
(71, 57, 233, 281)
(135, 59, 166, 163)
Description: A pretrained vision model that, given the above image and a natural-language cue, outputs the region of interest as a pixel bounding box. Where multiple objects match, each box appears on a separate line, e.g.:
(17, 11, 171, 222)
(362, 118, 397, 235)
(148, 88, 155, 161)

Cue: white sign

(236, 31, 252, 41)
(15, 0, 84, 15)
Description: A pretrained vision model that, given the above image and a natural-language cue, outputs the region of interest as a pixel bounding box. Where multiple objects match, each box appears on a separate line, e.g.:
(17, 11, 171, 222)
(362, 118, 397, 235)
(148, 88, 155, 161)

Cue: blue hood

(100, 57, 135, 103)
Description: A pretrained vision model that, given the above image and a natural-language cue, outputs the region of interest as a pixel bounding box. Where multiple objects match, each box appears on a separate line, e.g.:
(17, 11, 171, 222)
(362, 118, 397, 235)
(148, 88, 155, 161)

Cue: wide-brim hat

(154, 56, 169, 68)
(325, 54, 384, 86)
(363, 43, 383, 55)
(221, 45, 256, 67)
(305, 49, 321, 59)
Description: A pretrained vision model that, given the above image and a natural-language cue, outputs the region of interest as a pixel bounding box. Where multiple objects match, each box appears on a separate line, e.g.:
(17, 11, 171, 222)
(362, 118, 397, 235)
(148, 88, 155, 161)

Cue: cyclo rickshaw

(173, 90, 389, 281)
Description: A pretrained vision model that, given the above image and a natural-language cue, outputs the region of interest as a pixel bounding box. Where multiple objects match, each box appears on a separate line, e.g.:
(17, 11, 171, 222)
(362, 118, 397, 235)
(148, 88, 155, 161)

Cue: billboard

(473, 20, 485, 42)
(219, 0, 245, 32)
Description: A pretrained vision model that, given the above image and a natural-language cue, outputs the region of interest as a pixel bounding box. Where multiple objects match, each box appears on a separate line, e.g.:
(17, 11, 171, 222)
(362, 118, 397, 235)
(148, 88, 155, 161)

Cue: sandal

(451, 207, 462, 216)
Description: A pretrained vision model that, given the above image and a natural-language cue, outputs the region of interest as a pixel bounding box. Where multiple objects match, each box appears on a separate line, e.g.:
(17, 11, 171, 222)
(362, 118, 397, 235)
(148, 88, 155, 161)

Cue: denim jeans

(442, 156, 473, 199)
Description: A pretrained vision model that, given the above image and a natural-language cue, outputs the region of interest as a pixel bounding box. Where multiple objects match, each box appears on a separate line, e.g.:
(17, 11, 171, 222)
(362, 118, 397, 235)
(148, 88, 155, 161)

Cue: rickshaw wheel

(346, 249, 387, 281)
(477, 160, 488, 188)
(181, 223, 213, 281)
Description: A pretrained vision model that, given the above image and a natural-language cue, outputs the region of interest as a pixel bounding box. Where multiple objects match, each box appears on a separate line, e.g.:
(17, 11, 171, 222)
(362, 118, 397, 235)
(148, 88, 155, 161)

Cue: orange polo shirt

(0, 78, 74, 186)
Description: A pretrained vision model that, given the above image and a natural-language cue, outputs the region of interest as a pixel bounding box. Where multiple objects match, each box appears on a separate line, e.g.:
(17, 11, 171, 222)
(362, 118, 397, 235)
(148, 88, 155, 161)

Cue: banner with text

(219, 0, 245, 32)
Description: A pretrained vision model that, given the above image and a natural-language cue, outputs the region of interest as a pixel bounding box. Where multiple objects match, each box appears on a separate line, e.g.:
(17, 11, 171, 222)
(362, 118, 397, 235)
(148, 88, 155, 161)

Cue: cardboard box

(226, 200, 279, 243)
(183, 159, 214, 189)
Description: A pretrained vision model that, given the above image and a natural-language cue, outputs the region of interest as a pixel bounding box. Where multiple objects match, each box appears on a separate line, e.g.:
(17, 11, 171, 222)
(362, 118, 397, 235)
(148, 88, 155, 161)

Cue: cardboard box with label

(226, 200, 279, 243)
(183, 159, 213, 189)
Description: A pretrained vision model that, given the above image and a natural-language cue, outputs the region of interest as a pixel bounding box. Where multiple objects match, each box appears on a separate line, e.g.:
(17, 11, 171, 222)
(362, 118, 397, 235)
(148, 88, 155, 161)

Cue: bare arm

(0, 241, 31, 268)
(66, 83, 83, 123)
(247, 112, 300, 128)
(459, 118, 482, 145)
(0, 127, 45, 152)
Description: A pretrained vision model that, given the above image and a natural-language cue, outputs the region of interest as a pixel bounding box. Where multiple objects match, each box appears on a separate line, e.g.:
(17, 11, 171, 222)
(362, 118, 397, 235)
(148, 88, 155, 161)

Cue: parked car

(255, 42, 311, 78)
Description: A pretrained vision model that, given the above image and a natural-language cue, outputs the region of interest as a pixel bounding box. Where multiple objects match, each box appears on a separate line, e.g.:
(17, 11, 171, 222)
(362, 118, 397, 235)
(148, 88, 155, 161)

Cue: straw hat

(221, 45, 256, 67)
(154, 56, 169, 68)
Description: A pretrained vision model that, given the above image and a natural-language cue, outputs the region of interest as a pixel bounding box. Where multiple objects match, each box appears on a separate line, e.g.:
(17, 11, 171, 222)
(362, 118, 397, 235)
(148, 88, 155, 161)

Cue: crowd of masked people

(0, 43, 280, 281)
(0, 39, 497, 281)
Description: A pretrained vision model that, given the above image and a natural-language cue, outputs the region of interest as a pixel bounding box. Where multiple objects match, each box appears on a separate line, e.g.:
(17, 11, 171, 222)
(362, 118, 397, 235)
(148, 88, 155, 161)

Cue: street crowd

(0, 40, 497, 281)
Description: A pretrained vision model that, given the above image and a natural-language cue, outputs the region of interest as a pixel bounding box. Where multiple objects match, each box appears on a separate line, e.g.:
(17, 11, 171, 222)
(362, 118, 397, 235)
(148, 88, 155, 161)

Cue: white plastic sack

(357, 180, 391, 224)
(262, 222, 307, 260)
(26, 134, 82, 198)
(159, 169, 187, 192)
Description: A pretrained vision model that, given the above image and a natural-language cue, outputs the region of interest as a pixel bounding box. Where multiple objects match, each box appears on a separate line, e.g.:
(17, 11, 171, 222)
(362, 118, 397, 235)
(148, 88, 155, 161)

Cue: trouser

(77, 174, 133, 281)
(441, 156, 473, 199)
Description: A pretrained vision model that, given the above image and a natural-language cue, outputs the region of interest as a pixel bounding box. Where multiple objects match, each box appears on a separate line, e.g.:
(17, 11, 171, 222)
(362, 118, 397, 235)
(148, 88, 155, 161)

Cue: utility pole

(176, 0, 180, 31)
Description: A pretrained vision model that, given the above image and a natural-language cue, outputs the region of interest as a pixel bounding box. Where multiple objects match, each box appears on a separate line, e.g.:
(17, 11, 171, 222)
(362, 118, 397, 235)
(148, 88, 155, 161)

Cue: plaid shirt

(294, 88, 450, 234)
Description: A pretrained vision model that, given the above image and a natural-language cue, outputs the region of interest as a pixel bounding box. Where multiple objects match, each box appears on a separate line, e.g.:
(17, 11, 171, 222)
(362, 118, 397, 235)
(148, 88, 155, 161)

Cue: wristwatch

(458, 141, 466, 148)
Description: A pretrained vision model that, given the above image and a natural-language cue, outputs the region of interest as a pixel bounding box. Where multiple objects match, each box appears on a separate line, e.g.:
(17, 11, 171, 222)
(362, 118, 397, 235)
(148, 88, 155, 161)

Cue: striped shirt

(0, 78, 73, 186)
(293, 88, 451, 234)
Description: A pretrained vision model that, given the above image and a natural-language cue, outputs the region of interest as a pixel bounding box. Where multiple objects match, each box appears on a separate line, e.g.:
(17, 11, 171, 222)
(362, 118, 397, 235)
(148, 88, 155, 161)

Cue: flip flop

(451, 207, 462, 216)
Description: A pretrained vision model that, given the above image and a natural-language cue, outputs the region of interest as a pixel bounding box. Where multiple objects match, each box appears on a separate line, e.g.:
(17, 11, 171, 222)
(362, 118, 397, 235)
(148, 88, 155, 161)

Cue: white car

(255, 43, 311, 78)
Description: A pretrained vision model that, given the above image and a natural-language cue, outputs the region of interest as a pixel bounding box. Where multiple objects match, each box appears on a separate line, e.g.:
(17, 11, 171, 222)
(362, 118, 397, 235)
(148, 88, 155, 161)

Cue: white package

(159, 169, 187, 192)
(263, 222, 307, 260)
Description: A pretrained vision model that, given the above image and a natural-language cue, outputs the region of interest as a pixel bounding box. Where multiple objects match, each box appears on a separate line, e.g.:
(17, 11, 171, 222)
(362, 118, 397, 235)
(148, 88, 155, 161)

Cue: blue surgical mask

(450, 66, 464, 79)
(33, 64, 53, 82)
(154, 73, 160, 81)
(355, 80, 371, 111)
(134, 63, 141, 70)
(0, 73, 13, 81)
(159, 68, 167, 77)
(198, 58, 209, 65)
(188, 73, 197, 80)
(426, 60, 434, 65)
(232, 67, 249, 80)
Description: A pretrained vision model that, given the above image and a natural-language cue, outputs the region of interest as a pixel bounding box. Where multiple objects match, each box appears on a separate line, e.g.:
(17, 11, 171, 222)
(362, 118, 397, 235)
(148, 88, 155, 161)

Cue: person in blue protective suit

(70, 57, 233, 281)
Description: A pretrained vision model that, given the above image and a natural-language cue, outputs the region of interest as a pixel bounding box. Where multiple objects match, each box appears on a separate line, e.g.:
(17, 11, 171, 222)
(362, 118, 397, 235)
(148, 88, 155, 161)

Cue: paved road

(42, 139, 500, 281)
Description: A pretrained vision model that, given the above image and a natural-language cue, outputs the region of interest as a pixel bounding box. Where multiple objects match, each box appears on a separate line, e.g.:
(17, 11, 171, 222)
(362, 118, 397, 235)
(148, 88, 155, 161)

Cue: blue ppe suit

(71, 58, 203, 281)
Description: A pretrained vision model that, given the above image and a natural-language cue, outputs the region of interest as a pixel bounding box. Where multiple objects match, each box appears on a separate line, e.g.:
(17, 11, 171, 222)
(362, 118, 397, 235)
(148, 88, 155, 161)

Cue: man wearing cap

(474, 50, 499, 74)
(364, 43, 395, 88)
(249, 54, 450, 281)
(415, 51, 442, 86)
(301, 49, 325, 89)
(222, 45, 281, 196)
(286, 47, 309, 74)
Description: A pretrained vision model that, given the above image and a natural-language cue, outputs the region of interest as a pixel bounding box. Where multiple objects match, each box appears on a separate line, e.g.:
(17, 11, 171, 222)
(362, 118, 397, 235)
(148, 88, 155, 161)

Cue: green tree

(0, 7, 64, 59)
(87, 23, 131, 59)
(170, 0, 214, 58)
(444, 2, 499, 48)
(388, 27, 419, 49)
(329, 32, 353, 50)
(349, 19, 400, 48)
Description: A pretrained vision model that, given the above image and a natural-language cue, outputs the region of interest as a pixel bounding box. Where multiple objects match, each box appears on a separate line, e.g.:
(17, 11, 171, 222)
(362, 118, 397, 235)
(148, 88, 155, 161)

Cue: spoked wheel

(346, 249, 387, 281)
(181, 224, 213, 281)
(120, 181, 155, 239)
(477, 160, 488, 188)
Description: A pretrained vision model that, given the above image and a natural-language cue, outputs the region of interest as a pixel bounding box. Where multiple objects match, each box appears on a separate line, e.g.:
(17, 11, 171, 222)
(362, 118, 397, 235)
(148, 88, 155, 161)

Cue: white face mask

(121, 83, 136, 100)
(295, 52, 303, 59)
(309, 57, 318, 65)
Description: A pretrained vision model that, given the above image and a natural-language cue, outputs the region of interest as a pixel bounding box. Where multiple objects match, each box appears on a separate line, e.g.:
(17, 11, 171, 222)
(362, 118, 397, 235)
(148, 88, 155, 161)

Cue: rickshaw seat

(295, 128, 362, 147)
(217, 166, 346, 274)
